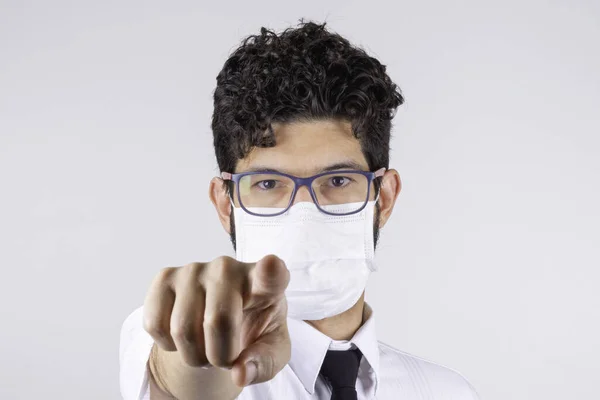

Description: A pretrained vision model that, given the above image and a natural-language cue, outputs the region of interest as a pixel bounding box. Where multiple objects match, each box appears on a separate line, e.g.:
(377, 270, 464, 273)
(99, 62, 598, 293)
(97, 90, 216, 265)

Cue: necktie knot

(319, 348, 362, 400)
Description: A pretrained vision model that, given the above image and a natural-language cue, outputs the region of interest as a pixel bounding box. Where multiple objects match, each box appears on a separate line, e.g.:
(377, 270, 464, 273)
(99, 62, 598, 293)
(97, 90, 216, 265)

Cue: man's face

(210, 118, 401, 251)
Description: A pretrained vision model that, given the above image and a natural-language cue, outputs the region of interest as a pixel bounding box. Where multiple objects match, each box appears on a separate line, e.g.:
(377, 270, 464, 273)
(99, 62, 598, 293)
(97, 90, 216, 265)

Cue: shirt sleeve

(446, 368, 481, 400)
(119, 305, 154, 400)
(463, 378, 481, 400)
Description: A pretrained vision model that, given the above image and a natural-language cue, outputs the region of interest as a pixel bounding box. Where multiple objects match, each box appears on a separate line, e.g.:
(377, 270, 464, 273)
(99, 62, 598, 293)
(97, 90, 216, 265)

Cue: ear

(377, 169, 402, 229)
(209, 176, 233, 234)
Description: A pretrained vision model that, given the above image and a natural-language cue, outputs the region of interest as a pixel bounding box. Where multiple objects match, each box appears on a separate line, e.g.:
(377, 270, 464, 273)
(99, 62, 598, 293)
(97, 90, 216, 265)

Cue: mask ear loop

(225, 178, 236, 209)
(373, 178, 383, 203)
(371, 167, 385, 205)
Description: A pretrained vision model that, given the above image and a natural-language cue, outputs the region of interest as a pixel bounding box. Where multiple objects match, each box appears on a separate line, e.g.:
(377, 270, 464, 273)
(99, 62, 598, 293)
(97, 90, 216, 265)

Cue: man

(120, 20, 479, 400)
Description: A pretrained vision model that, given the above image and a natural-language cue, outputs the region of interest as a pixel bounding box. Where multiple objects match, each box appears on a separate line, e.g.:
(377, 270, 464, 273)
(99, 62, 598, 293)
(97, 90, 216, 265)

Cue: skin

(144, 118, 401, 400)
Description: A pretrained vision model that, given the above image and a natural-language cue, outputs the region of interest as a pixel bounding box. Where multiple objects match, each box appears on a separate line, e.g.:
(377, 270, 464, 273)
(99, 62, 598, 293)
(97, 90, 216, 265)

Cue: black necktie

(319, 348, 363, 400)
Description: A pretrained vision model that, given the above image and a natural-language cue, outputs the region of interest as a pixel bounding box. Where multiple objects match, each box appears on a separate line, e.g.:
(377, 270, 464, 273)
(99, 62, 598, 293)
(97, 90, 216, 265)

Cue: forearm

(148, 344, 242, 400)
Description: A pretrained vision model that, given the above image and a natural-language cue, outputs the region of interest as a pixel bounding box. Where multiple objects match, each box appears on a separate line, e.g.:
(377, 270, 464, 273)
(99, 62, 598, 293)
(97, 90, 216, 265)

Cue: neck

(304, 292, 366, 340)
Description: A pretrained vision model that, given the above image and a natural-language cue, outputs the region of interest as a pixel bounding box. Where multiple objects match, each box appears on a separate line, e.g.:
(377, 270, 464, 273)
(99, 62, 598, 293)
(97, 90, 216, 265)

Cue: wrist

(148, 344, 176, 399)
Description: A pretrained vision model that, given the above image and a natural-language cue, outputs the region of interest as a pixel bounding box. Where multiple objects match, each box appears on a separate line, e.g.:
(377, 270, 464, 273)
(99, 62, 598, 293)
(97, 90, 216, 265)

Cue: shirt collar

(287, 302, 380, 395)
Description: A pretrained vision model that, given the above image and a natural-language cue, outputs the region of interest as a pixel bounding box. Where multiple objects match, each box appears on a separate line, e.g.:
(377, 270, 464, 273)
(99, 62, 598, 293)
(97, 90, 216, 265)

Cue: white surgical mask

(233, 200, 378, 321)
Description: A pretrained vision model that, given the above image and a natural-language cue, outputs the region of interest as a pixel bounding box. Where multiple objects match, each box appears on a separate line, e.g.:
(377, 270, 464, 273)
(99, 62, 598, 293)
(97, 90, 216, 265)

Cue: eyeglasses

(220, 168, 385, 217)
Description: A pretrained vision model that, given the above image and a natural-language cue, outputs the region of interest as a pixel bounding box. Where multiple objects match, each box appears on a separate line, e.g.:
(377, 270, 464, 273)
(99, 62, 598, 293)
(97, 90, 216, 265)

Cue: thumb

(230, 325, 291, 387)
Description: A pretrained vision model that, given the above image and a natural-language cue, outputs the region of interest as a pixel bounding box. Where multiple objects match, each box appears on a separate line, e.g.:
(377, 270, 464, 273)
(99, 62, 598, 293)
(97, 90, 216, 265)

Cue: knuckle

(173, 262, 205, 288)
(209, 256, 238, 282)
(203, 311, 235, 334)
(143, 317, 168, 340)
(170, 320, 196, 344)
(214, 255, 234, 264)
(212, 255, 234, 268)
(156, 266, 178, 283)
(183, 262, 203, 277)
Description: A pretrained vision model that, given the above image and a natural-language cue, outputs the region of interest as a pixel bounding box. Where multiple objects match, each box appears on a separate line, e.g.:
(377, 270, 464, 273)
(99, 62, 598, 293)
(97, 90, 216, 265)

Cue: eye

(329, 176, 351, 187)
(256, 179, 278, 190)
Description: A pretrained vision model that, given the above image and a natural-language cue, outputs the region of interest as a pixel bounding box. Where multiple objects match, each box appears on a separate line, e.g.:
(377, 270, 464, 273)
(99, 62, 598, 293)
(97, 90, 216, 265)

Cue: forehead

(235, 119, 369, 175)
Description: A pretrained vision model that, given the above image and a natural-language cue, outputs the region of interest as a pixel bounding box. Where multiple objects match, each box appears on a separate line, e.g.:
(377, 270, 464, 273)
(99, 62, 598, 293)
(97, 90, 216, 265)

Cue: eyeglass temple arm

(221, 172, 232, 180)
(220, 172, 236, 207)
(374, 167, 386, 178)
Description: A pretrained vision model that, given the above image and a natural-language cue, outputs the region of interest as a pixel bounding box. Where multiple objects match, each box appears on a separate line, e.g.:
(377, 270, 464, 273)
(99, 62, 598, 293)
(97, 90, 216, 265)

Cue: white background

(1, 1, 599, 399)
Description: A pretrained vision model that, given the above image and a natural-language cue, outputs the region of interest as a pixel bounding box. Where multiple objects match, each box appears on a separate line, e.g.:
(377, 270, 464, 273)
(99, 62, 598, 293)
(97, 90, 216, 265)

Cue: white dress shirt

(120, 303, 479, 399)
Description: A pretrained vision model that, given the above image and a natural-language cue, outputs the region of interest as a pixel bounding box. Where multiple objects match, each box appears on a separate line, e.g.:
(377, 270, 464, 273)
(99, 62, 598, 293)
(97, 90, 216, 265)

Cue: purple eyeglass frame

(220, 167, 386, 217)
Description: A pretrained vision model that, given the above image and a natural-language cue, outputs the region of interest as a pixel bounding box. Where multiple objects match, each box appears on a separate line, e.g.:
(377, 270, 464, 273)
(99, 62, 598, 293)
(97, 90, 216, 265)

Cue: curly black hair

(211, 19, 404, 250)
(211, 19, 404, 180)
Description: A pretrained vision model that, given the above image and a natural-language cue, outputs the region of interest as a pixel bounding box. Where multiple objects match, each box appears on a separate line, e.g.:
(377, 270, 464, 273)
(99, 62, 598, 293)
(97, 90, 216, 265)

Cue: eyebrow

(243, 161, 367, 174)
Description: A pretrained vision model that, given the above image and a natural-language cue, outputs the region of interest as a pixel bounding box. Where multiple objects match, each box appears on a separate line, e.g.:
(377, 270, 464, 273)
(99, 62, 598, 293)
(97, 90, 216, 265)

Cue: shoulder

(377, 341, 480, 399)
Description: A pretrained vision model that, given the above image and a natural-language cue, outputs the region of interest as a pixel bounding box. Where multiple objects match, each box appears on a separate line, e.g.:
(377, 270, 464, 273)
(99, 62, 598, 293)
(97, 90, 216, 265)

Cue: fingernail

(244, 361, 257, 386)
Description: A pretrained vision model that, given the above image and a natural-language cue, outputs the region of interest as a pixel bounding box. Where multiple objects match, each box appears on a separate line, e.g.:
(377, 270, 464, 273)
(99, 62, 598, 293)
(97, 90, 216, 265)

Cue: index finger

(245, 255, 289, 307)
